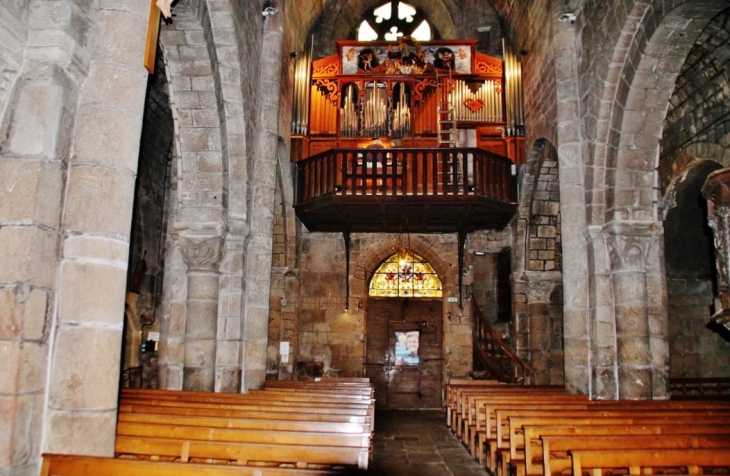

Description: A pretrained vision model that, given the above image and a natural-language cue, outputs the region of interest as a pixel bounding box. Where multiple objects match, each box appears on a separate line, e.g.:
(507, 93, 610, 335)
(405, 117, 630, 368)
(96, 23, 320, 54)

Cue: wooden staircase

(471, 294, 536, 384)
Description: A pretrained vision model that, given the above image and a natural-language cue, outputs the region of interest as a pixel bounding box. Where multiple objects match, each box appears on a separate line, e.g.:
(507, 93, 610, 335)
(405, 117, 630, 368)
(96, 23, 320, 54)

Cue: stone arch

(513, 139, 564, 385)
(664, 159, 726, 377)
(600, 0, 728, 222)
(581, 0, 729, 400)
(157, 0, 246, 391)
(663, 143, 730, 215)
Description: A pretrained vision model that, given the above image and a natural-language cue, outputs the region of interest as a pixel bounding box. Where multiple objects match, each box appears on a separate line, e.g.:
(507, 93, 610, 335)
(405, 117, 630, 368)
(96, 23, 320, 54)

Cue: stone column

(605, 224, 665, 399)
(241, 2, 284, 391)
(180, 235, 223, 391)
(525, 272, 561, 385)
(42, 0, 149, 459)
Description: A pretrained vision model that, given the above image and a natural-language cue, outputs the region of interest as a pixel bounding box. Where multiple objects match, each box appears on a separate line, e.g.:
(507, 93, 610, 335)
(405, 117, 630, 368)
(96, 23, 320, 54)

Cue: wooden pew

(41, 454, 347, 476)
(504, 413, 730, 476)
(494, 409, 730, 476)
(444, 379, 499, 430)
(118, 398, 373, 417)
(114, 435, 370, 470)
(116, 420, 371, 449)
(117, 411, 371, 434)
(541, 433, 730, 476)
(470, 396, 589, 461)
(569, 448, 730, 476)
(520, 423, 730, 476)
(117, 385, 375, 472)
(118, 402, 372, 424)
(452, 385, 564, 439)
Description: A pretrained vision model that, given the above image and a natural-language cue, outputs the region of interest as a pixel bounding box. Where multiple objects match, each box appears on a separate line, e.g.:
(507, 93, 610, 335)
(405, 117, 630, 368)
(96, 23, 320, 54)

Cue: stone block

(18, 341, 47, 393)
(58, 260, 126, 326)
(44, 408, 117, 456)
(64, 165, 136, 236)
(82, 64, 146, 111)
(73, 106, 142, 171)
(0, 226, 58, 289)
(193, 110, 220, 128)
(186, 272, 219, 299)
(90, 10, 146, 67)
(48, 326, 122, 411)
(8, 79, 63, 157)
(0, 158, 63, 228)
(215, 367, 241, 393)
(0, 342, 20, 394)
(184, 301, 218, 339)
(618, 367, 652, 399)
(183, 338, 215, 367)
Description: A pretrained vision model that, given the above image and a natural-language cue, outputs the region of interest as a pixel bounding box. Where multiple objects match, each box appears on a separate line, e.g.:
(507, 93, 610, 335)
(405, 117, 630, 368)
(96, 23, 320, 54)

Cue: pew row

(40, 454, 349, 476)
(569, 448, 730, 476)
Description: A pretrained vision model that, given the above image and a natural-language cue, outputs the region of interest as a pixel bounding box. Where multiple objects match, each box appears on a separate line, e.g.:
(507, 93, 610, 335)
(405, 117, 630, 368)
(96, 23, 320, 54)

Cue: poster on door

(394, 330, 419, 366)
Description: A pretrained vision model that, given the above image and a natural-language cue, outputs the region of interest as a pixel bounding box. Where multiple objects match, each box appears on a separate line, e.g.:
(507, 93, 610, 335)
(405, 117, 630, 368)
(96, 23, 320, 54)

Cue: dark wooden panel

(365, 299, 443, 410)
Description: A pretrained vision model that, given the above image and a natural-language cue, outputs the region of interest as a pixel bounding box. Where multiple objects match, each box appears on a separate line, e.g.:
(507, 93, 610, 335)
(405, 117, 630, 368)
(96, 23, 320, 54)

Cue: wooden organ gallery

(291, 39, 526, 236)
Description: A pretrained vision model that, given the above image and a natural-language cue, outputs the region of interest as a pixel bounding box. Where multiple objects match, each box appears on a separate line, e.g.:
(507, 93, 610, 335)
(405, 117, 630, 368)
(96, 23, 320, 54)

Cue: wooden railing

(670, 377, 730, 399)
(472, 295, 535, 384)
(295, 147, 517, 204)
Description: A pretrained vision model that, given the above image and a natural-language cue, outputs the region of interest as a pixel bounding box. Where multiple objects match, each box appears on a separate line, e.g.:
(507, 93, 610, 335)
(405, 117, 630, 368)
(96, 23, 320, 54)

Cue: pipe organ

(292, 39, 524, 162)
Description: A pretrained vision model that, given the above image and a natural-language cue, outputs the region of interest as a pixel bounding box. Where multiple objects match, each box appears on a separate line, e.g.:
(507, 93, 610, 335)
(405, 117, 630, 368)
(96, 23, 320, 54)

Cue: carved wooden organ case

(293, 40, 523, 161)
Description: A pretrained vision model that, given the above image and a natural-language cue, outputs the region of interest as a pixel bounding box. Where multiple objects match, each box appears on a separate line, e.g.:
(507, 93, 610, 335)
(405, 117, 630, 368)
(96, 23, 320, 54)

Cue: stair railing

(472, 294, 536, 384)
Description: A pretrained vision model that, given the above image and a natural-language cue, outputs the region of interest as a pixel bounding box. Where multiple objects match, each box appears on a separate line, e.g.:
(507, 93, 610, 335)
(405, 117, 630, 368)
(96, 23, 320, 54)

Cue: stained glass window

(357, 1, 433, 42)
(369, 249, 443, 298)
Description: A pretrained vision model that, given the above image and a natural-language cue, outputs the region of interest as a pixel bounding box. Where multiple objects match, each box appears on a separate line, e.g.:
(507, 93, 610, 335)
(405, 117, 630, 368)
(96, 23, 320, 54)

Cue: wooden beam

(144, 0, 161, 74)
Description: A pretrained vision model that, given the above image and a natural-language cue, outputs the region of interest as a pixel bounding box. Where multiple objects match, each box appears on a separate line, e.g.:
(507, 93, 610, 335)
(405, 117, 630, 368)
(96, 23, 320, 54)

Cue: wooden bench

(520, 423, 730, 476)
(116, 420, 371, 450)
(41, 453, 346, 476)
(569, 448, 730, 476)
(117, 411, 371, 434)
(470, 395, 589, 461)
(450, 385, 564, 438)
(504, 413, 730, 476)
(114, 435, 370, 470)
(494, 409, 730, 476)
(117, 384, 375, 472)
(541, 433, 730, 476)
(444, 379, 499, 430)
(118, 402, 372, 424)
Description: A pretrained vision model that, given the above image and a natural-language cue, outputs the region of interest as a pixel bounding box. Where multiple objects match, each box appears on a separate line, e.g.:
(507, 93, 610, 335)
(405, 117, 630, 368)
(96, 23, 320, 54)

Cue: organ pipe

(451, 80, 502, 122)
(502, 39, 524, 136)
(292, 36, 313, 135)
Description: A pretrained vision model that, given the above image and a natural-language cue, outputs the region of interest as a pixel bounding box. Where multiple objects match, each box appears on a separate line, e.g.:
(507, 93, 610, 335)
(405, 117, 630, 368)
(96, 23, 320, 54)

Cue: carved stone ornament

(179, 236, 224, 271)
(605, 227, 657, 272)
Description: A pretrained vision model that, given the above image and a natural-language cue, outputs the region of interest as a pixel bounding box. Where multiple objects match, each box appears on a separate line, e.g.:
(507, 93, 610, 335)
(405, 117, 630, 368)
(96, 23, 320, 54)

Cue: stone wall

(278, 231, 470, 381)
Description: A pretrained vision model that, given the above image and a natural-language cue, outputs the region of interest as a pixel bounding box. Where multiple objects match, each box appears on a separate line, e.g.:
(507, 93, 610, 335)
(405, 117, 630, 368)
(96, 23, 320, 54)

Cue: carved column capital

(179, 236, 224, 271)
(524, 271, 562, 302)
(603, 222, 660, 272)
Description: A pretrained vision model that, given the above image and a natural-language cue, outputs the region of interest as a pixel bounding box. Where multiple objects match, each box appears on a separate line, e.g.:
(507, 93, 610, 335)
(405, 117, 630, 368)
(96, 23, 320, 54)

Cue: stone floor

(365, 410, 488, 476)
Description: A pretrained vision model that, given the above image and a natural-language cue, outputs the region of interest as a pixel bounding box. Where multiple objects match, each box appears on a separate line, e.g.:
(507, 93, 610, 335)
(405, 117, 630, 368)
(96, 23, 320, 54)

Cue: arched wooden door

(365, 299, 443, 409)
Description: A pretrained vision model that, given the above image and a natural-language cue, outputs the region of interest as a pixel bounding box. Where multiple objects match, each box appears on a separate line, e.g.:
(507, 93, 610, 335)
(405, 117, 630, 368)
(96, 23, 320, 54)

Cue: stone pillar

(241, 2, 284, 391)
(525, 272, 561, 385)
(41, 0, 149, 459)
(605, 224, 666, 399)
(180, 235, 223, 391)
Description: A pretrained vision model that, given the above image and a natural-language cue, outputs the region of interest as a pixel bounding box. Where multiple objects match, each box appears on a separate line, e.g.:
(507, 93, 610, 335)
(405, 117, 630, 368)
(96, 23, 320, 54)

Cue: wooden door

(365, 299, 443, 409)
